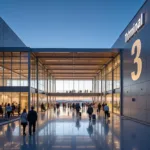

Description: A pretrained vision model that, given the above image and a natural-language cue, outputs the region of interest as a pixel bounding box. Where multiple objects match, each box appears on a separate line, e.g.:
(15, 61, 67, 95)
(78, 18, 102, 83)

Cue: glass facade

(0, 92, 28, 114)
(30, 54, 56, 111)
(113, 93, 120, 114)
(113, 55, 120, 89)
(0, 52, 28, 87)
(0, 52, 29, 113)
(113, 55, 120, 114)
(95, 54, 121, 114)
(0, 52, 56, 113)
(0, 51, 121, 114)
(56, 80, 92, 93)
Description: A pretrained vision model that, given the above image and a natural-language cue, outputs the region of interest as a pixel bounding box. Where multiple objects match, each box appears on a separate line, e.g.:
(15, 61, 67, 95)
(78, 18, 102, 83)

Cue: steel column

(28, 52, 31, 111)
(104, 66, 106, 103)
(36, 58, 39, 112)
(112, 61, 114, 113)
(120, 49, 123, 116)
(47, 70, 48, 109)
(101, 71, 102, 103)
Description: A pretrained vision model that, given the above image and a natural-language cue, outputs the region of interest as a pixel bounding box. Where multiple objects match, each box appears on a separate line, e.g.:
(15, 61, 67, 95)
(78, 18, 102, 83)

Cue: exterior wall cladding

(112, 0, 150, 123)
(0, 17, 26, 47)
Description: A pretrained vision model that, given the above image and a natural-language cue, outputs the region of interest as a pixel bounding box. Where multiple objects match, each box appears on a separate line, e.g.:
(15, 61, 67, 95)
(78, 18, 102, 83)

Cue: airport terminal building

(0, 0, 150, 124)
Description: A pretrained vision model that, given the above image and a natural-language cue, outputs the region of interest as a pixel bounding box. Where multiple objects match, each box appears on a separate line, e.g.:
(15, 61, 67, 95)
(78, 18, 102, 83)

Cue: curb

(0, 117, 20, 126)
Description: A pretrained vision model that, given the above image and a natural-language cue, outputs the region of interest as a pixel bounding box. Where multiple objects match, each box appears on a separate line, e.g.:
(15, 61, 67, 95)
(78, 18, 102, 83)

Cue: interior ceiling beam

(54, 78, 94, 79)
(44, 64, 105, 66)
(52, 74, 96, 76)
(39, 57, 110, 60)
(48, 69, 100, 70)
(54, 77, 95, 78)
(53, 76, 95, 78)
(51, 72, 97, 76)
(51, 72, 96, 74)
(55, 77, 94, 78)
(37, 56, 113, 58)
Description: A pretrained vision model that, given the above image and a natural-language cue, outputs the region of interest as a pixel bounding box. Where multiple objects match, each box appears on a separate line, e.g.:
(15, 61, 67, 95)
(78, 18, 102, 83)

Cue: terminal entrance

(0, 49, 121, 115)
(33, 49, 121, 115)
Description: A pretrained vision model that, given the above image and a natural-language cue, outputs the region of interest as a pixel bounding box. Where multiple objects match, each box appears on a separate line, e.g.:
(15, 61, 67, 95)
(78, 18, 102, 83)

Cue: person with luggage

(20, 109, 28, 136)
(6, 104, 12, 119)
(76, 103, 81, 117)
(56, 103, 60, 110)
(102, 103, 105, 110)
(87, 105, 93, 121)
(18, 104, 21, 116)
(54, 104, 56, 112)
(11, 103, 16, 116)
(97, 103, 101, 113)
(104, 103, 109, 119)
(41, 103, 46, 112)
(72, 103, 75, 109)
(27, 106, 38, 136)
(0, 105, 3, 117)
(82, 103, 84, 108)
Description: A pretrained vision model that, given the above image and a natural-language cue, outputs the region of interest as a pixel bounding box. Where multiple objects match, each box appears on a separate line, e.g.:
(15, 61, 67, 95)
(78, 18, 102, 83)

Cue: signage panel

(125, 13, 144, 43)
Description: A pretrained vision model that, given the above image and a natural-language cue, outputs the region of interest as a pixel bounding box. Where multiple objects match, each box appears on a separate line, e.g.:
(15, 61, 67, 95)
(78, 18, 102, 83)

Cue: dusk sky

(0, 0, 145, 48)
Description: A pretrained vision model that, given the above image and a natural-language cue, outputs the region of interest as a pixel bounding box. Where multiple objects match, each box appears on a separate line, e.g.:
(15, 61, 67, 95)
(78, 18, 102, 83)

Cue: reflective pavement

(0, 107, 150, 150)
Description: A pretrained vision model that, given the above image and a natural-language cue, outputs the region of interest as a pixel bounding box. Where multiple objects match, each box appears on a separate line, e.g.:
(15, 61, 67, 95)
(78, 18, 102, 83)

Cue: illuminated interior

(0, 50, 120, 114)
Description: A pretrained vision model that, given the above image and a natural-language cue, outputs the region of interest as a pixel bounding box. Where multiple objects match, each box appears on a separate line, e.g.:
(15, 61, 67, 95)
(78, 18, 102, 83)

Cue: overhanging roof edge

(31, 48, 121, 53)
(0, 47, 123, 53)
(0, 47, 31, 52)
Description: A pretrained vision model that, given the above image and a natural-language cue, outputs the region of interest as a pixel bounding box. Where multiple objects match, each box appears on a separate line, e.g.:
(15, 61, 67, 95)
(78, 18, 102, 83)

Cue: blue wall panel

(112, 0, 150, 123)
(0, 17, 26, 47)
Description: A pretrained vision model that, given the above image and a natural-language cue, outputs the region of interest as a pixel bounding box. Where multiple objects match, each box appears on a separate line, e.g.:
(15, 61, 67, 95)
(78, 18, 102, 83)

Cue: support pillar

(112, 61, 114, 113)
(47, 70, 48, 109)
(120, 50, 123, 116)
(28, 52, 31, 111)
(103, 66, 106, 103)
(36, 58, 39, 112)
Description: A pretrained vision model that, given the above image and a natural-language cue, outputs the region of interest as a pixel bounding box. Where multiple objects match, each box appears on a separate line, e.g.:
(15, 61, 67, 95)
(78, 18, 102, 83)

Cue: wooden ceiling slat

(34, 51, 118, 79)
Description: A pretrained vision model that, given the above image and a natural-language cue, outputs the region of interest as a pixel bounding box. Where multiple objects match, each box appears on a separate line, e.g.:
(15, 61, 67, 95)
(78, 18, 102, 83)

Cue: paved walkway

(0, 107, 149, 150)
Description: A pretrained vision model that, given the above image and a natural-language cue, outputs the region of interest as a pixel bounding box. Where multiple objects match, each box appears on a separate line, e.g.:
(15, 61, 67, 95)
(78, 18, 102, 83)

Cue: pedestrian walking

(6, 104, 12, 119)
(11, 103, 16, 116)
(75, 103, 81, 116)
(20, 109, 28, 136)
(104, 103, 109, 119)
(97, 103, 101, 113)
(18, 104, 21, 116)
(87, 105, 93, 121)
(0, 105, 3, 117)
(27, 106, 38, 136)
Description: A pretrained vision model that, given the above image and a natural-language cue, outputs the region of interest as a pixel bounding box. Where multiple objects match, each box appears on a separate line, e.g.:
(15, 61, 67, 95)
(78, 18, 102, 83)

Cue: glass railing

(55, 90, 96, 93)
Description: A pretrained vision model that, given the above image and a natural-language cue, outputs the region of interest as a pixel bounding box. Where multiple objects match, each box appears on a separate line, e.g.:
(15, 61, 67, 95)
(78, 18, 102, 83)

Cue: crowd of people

(41, 103, 46, 112)
(0, 103, 38, 136)
(0, 103, 21, 119)
(19, 101, 110, 136)
(0, 101, 110, 137)
(54, 102, 110, 120)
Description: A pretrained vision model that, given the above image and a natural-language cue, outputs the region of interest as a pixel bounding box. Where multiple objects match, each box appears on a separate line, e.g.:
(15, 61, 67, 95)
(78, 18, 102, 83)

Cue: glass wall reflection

(0, 92, 28, 113)
(0, 52, 28, 87)
(113, 93, 120, 114)
(56, 80, 92, 93)
(96, 54, 120, 114)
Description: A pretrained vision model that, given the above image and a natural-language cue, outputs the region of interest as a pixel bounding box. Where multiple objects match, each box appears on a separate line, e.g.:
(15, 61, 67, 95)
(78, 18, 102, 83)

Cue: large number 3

(131, 39, 142, 81)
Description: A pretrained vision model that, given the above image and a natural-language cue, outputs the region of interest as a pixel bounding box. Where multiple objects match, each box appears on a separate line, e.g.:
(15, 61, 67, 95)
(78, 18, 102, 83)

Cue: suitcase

(107, 112, 110, 118)
(79, 112, 81, 117)
(92, 114, 96, 120)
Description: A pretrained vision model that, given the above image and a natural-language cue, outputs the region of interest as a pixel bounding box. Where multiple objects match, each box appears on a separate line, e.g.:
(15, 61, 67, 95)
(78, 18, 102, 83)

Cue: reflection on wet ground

(0, 107, 150, 150)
